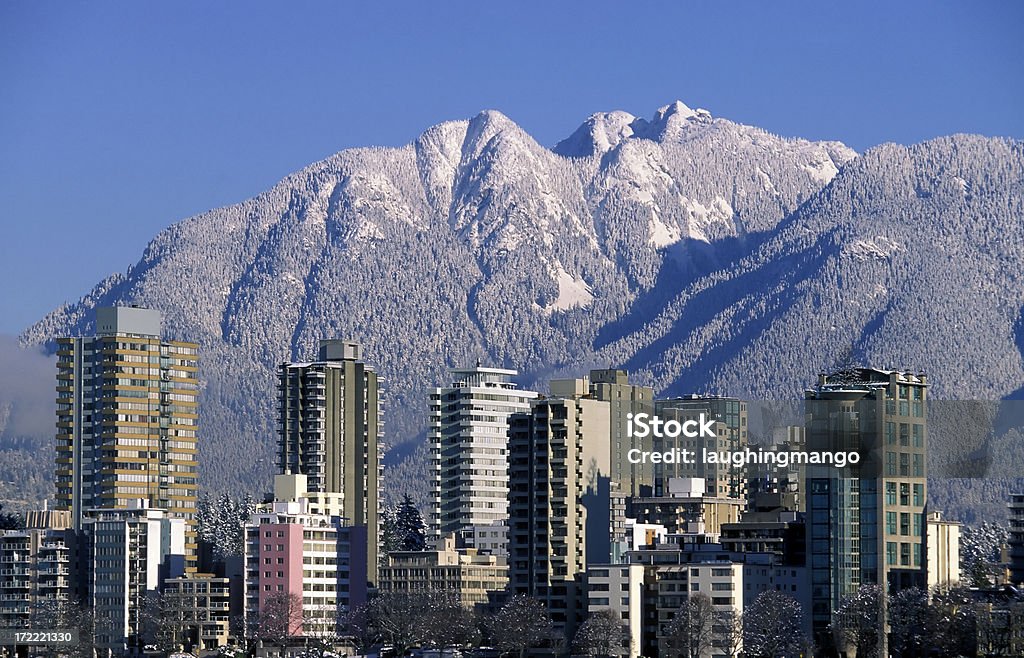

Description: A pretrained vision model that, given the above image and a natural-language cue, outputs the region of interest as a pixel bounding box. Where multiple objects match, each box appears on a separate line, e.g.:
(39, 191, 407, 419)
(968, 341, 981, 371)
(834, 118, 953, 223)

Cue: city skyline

(1, 302, 1020, 656)
(2, 3, 1023, 654)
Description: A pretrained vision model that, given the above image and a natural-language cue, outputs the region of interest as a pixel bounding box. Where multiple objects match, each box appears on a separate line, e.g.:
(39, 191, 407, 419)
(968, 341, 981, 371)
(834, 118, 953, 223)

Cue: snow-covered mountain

(14, 102, 1024, 514)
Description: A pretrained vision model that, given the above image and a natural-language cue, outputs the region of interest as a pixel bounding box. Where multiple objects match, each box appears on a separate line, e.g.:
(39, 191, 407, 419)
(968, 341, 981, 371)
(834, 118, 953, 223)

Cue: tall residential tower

(429, 366, 537, 554)
(507, 377, 611, 643)
(805, 368, 927, 646)
(55, 306, 199, 569)
(277, 339, 382, 583)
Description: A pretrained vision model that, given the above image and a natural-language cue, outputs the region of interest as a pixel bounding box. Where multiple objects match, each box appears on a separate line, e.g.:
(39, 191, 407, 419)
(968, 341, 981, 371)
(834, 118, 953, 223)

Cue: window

(900, 543, 911, 566)
(886, 512, 897, 535)
(899, 424, 909, 446)
(886, 483, 897, 506)
(913, 454, 923, 477)
(900, 483, 910, 506)
(886, 422, 896, 445)
(913, 514, 922, 536)
(900, 513, 910, 535)
(886, 452, 897, 477)
(887, 542, 897, 566)
(912, 424, 923, 447)
(913, 484, 924, 506)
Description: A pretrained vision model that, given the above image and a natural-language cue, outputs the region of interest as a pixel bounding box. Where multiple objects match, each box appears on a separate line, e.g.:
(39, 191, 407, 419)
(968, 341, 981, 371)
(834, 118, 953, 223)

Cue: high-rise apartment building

(507, 378, 611, 643)
(277, 339, 382, 583)
(588, 369, 654, 497)
(804, 367, 927, 645)
(429, 366, 537, 553)
(653, 396, 747, 499)
(55, 306, 199, 569)
(1008, 493, 1024, 586)
(84, 504, 187, 653)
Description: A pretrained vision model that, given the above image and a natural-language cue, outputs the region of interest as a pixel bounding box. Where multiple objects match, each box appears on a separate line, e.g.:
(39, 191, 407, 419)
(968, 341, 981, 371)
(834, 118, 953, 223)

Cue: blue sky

(1, 1, 1022, 334)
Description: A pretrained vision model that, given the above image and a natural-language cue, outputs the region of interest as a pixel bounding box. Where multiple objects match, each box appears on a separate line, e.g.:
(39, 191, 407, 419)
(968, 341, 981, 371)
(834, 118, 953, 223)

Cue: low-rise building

(627, 477, 743, 539)
(161, 574, 232, 651)
(586, 564, 644, 658)
(378, 533, 508, 611)
(926, 510, 961, 591)
(0, 510, 78, 629)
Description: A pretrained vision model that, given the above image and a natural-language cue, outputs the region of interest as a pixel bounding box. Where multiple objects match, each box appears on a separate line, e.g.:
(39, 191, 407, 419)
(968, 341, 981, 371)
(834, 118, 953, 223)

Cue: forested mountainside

(7, 101, 1023, 523)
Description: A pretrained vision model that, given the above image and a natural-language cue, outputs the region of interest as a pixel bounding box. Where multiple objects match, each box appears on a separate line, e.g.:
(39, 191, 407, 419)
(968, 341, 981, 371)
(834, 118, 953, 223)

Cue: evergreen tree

(396, 494, 426, 551)
(0, 503, 22, 530)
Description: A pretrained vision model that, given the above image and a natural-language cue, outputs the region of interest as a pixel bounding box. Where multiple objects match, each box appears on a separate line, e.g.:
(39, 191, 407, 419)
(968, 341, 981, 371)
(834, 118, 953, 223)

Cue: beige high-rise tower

(588, 369, 654, 497)
(55, 306, 199, 571)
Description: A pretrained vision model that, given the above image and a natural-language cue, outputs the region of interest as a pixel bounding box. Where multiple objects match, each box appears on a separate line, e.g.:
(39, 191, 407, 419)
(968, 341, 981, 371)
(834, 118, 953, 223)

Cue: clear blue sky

(1, 1, 1021, 334)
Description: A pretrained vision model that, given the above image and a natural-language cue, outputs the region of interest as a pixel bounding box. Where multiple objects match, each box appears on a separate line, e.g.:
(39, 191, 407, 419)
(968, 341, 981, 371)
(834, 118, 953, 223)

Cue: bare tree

(29, 596, 96, 658)
(302, 603, 342, 658)
(887, 587, 934, 658)
(366, 589, 429, 656)
(420, 590, 479, 649)
(141, 589, 197, 653)
(485, 594, 555, 658)
(255, 590, 305, 650)
(715, 608, 744, 658)
(340, 603, 378, 655)
(664, 593, 716, 658)
(742, 590, 804, 658)
(831, 584, 883, 658)
(572, 609, 625, 657)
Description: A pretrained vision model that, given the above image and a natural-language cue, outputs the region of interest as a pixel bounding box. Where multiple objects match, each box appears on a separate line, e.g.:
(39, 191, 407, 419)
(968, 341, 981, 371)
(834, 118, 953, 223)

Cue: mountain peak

(634, 100, 713, 142)
(654, 100, 697, 122)
(553, 110, 638, 157)
(554, 101, 716, 157)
